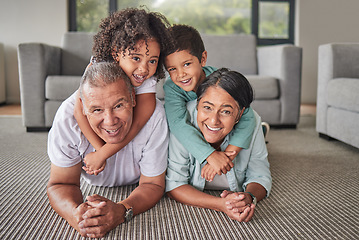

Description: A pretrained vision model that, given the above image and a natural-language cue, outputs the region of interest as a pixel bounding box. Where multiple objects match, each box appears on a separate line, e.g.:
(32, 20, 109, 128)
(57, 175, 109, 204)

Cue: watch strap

(119, 201, 132, 211)
(245, 191, 257, 206)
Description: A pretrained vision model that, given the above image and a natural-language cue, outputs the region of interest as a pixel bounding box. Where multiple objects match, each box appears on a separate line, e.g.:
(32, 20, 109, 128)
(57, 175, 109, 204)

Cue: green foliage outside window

(76, 0, 251, 35)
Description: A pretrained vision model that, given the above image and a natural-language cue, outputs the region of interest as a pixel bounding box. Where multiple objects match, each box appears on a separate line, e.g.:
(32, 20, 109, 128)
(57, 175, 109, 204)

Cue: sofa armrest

(257, 44, 302, 124)
(17, 43, 61, 128)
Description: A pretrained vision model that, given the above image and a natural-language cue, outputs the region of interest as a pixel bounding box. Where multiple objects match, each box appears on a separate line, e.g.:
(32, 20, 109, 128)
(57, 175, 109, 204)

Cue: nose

(177, 68, 186, 78)
(103, 109, 117, 125)
(209, 111, 220, 125)
(138, 61, 149, 74)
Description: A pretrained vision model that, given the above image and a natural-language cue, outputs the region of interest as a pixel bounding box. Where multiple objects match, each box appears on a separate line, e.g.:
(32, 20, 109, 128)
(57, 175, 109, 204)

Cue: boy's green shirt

(163, 66, 256, 164)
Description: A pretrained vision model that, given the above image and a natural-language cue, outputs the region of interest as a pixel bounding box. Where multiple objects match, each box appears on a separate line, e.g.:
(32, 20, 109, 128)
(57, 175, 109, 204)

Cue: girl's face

(197, 86, 243, 149)
(115, 39, 160, 87)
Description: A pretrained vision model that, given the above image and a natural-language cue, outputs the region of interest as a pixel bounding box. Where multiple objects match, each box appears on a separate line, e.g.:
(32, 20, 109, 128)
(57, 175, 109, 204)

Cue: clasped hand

(73, 194, 125, 238)
(221, 190, 255, 222)
(202, 151, 236, 181)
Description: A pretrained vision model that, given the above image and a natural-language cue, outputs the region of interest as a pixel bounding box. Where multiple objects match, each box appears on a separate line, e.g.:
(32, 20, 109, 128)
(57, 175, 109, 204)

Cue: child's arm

(200, 108, 256, 181)
(164, 81, 233, 175)
(74, 91, 105, 151)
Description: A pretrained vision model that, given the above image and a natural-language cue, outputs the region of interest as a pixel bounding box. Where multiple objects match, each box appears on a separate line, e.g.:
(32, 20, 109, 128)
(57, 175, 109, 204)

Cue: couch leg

(319, 133, 334, 141)
(26, 127, 51, 132)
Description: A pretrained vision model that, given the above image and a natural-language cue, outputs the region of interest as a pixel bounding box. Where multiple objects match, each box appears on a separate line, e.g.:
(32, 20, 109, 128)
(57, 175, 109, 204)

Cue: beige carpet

(0, 115, 358, 239)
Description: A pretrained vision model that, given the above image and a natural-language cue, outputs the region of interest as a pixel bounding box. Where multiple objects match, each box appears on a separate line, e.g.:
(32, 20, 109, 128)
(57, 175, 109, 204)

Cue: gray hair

(79, 62, 133, 100)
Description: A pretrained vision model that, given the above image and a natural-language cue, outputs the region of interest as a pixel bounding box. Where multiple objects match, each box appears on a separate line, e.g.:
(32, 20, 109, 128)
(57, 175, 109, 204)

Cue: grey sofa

(18, 32, 302, 131)
(317, 43, 359, 149)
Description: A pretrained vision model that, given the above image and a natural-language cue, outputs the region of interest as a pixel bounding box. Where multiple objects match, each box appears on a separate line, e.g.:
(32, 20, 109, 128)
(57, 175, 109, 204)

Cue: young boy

(163, 25, 257, 181)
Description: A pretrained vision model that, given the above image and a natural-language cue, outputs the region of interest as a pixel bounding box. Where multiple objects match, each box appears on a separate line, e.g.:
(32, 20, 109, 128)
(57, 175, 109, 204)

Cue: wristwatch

(119, 201, 133, 222)
(245, 191, 257, 206)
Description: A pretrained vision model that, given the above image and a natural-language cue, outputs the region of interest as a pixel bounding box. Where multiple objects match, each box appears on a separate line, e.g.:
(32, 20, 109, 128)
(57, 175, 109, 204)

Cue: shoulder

(135, 76, 157, 95)
(203, 66, 217, 76)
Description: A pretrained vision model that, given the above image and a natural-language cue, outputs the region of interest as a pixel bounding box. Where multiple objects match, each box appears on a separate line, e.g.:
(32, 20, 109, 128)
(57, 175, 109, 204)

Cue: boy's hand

(201, 163, 216, 182)
(82, 152, 106, 175)
(206, 151, 236, 175)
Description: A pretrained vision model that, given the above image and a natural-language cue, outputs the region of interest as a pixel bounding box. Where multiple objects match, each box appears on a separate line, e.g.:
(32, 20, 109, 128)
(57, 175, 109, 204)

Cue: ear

(200, 50, 208, 67)
(236, 107, 245, 123)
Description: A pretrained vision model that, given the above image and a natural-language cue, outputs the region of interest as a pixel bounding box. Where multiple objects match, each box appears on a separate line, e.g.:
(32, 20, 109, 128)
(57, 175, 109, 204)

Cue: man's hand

(78, 194, 125, 238)
(82, 152, 106, 175)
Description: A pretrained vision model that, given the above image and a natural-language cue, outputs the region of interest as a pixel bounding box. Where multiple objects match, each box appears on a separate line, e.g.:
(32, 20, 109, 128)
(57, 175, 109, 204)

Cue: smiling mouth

(205, 124, 222, 132)
(133, 74, 147, 83)
(104, 127, 120, 135)
(180, 78, 192, 85)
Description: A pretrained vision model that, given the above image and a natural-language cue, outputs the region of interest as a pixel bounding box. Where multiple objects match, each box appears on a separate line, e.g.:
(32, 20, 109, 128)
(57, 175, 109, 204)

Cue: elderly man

(47, 62, 168, 238)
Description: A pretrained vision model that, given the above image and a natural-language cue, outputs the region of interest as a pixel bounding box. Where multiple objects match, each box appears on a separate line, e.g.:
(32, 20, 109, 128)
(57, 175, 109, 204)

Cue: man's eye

(115, 103, 124, 109)
(132, 57, 140, 61)
(203, 105, 211, 111)
(92, 109, 102, 113)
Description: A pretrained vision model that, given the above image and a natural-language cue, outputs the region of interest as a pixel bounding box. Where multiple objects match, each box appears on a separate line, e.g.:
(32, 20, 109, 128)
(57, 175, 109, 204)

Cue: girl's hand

(82, 152, 106, 175)
(201, 163, 216, 182)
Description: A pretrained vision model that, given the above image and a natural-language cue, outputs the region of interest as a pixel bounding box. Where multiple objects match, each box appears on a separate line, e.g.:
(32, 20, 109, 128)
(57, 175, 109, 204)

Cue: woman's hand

(220, 190, 256, 222)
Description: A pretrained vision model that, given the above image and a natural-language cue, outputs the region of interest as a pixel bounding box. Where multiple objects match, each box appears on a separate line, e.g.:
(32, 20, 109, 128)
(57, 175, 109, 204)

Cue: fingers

(79, 216, 109, 238)
(243, 204, 255, 222)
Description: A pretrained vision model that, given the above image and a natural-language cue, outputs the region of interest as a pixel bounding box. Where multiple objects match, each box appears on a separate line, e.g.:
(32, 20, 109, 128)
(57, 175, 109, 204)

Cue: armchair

(18, 32, 94, 131)
(317, 43, 359, 148)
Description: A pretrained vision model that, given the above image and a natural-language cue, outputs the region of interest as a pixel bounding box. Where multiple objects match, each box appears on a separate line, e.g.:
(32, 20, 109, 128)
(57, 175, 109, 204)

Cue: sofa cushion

(246, 75, 279, 100)
(45, 76, 81, 101)
(327, 78, 359, 112)
(201, 34, 257, 75)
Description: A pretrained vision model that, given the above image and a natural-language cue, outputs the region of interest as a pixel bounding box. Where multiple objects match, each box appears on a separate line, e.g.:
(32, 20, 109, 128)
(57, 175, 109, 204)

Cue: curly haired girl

(74, 8, 173, 175)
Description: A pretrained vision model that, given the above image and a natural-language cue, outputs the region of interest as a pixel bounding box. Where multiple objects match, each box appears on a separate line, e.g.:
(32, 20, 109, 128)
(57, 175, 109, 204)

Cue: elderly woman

(165, 68, 272, 222)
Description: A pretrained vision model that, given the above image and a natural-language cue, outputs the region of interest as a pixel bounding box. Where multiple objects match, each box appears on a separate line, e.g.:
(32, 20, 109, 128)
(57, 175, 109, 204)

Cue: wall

(0, 0, 67, 103)
(1, 1, 359, 104)
(296, 0, 359, 104)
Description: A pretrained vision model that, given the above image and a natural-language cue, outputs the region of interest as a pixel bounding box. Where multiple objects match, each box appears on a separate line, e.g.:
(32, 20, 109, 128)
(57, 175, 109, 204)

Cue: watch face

(125, 208, 133, 222)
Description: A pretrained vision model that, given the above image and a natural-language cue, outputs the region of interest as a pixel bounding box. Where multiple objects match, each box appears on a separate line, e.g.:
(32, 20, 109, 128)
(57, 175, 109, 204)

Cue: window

(69, 0, 295, 45)
(252, 0, 295, 45)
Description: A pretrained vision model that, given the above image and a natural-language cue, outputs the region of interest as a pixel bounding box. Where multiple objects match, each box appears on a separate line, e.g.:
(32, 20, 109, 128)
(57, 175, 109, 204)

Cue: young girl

(74, 8, 173, 175)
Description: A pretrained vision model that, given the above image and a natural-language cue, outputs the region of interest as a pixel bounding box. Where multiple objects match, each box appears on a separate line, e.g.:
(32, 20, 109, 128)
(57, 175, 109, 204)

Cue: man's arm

(80, 172, 165, 238)
(46, 163, 87, 233)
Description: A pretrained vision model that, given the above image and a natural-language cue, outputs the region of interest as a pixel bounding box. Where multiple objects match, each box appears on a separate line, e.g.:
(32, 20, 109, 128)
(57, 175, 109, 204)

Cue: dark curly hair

(92, 7, 173, 80)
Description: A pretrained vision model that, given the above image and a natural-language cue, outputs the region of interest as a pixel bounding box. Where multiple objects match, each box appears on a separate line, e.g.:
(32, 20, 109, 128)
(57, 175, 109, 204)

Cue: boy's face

(114, 39, 160, 87)
(165, 50, 207, 92)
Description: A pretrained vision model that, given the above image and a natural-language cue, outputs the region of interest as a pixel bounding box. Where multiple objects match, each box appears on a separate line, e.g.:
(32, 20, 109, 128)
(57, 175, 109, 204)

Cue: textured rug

(0, 115, 358, 240)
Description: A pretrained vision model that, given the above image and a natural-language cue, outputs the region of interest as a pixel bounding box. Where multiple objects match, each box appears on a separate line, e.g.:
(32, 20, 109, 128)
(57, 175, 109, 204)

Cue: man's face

(81, 80, 135, 144)
(115, 39, 160, 87)
(165, 50, 207, 92)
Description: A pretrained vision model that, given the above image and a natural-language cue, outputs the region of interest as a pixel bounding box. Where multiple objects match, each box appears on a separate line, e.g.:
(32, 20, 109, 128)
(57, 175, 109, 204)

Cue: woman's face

(197, 86, 242, 148)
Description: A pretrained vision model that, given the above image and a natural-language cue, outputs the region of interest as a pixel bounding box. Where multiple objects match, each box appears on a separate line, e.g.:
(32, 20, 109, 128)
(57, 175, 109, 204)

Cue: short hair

(92, 7, 173, 80)
(80, 62, 133, 101)
(196, 68, 254, 110)
(165, 24, 205, 63)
